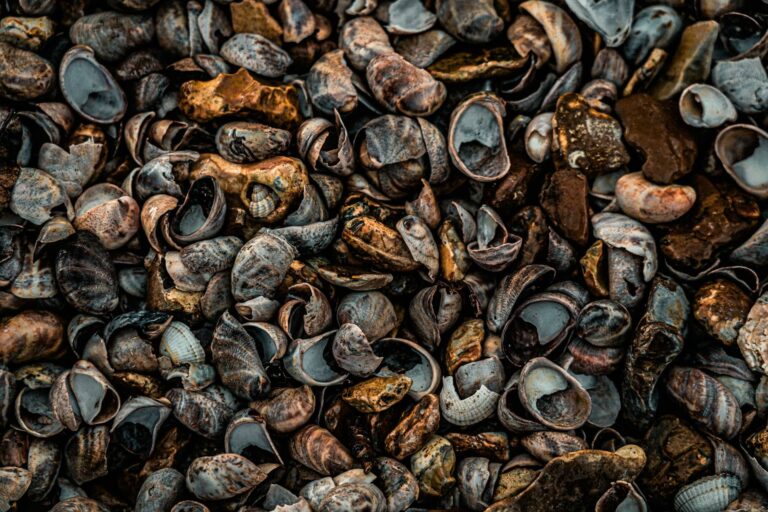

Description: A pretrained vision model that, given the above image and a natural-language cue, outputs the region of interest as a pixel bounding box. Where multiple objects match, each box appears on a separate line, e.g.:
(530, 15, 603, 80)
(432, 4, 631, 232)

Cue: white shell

(679, 84, 737, 129)
(673, 474, 741, 512)
(160, 322, 206, 365)
(592, 212, 658, 282)
(439, 376, 499, 426)
(525, 112, 553, 163)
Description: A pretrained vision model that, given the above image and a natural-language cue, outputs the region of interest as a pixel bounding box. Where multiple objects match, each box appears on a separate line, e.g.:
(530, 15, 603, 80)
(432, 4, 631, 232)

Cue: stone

(540, 168, 589, 247)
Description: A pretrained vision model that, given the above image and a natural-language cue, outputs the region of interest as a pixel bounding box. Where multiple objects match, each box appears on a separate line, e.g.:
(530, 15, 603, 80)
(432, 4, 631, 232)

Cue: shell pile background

(5, 0, 768, 511)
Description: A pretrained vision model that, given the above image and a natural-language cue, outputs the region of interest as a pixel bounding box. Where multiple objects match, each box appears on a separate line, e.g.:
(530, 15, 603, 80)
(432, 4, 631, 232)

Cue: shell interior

(303, 334, 345, 382)
(516, 301, 570, 345)
(453, 104, 501, 177)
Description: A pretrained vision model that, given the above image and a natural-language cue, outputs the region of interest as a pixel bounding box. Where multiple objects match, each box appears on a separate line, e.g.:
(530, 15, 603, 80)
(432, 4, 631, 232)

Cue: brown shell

(288, 424, 355, 476)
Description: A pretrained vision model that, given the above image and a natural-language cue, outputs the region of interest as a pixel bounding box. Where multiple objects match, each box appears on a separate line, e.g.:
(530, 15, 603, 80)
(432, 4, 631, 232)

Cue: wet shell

(592, 212, 657, 282)
(55, 231, 119, 315)
(0, 310, 64, 364)
(332, 323, 383, 378)
(135, 468, 185, 512)
(289, 424, 355, 476)
(167, 387, 234, 439)
(436, 0, 503, 44)
(186, 453, 278, 500)
(715, 124, 768, 199)
(220, 33, 292, 77)
(59, 46, 126, 124)
(519, 1, 582, 73)
(519, 357, 591, 430)
(410, 435, 456, 497)
(232, 232, 297, 302)
(673, 474, 742, 512)
(0, 41, 54, 100)
(679, 84, 737, 129)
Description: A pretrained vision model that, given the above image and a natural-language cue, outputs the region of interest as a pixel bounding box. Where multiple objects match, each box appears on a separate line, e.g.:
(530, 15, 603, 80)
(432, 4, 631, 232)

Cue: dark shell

(211, 311, 270, 400)
(55, 231, 119, 315)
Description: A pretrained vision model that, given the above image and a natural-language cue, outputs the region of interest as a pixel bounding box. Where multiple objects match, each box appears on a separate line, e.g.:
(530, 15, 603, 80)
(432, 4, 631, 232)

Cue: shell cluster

(4, 0, 768, 511)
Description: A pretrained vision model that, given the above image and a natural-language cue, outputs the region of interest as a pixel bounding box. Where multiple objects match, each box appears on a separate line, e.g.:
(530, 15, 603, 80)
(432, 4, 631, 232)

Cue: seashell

(10, 168, 73, 226)
(179, 236, 242, 275)
(448, 93, 510, 182)
(591, 48, 628, 87)
(49, 497, 110, 512)
(263, 483, 311, 511)
(110, 396, 170, 458)
(385, 394, 440, 460)
(198, 0, 232, 53)
(169, 176, 227, 245)
(372, 457, 419, 512)
(178, 68, 302, 128)
(409, 285, 461, 349)
(467, 205, 522, 271)
(410, 435, 456, 497)
(665, 366, 741, 439)
(0, 368, 14, 429)
(318, 483, 386, 511)
(712, 57, 768, 114)
(186, 453, 278, 500)
(284, 331, 348, 387)
(674, 473, 742, 512)
(487, 264, 556, 333)
(501, 289, 581, 366)
(507, 14, 552, 68)
(440, 375, 499, 426)
(289, 424, 355, 476)
(517, 357, 591, 430)
(564, 0, 633, 47)
(59, 46, 126, 124)
(211, 311, 270, 400)
(519, 1, 582, 74)
(614, 172, 696, 224)
(0, 41, 54, 100)
(679, 84, 737, 129)
(339, 16, 393, 71)
(10, 248, 56, 299)
(25, 438, 61, 502)
(236, 296, 281, 322)
(232, 232, 297, 302)
(64, 425, 109, 485)
(693, 279, 751, 347)
(397, 215, 439, 280)
(0, 15, 55, 51)
(737, 291, 768, 374)
(297, 113, 355, 177)
(242, 321, 288, 363)
(307, 50, 358, 115)
(0, 466, 31, 510)
(343, 375, 412, 413)
(216, 122, 291, 164)
(577, 300, 631, 347)
(140, 194, 178, 254)
(436, 0, 503, 44)
(525, 112, 553, 163)
(592, 212, 657, 282)
(396, 29, 456, 69)
(716, 124, 768, 199)
(166, 386, 235, 439)
(373, 338, 441, 400)
(332, 323, 383, 378)
(220, 33, 292, 77)
(73, 184, 140, 250)
(623, 5, 682, 65)
(383, 0, 436, 35)
(159, 322, 205, 366)
(69, 12, 154, 62)
(366, 52, 446, 117)
(135, 468, 185, 512)
(38, 141, 103, 199)
(15, 383, 64, 438)
(60, 360, 121, 427)
(55, 231, 119, 315)
(595, 480, 647, 512)
(225, 409, 283, 464)
(455, 356, 505, 397)
(250, 385, 315, 434)
(650, 20, 720, 101)
(521, 430, 588, 461)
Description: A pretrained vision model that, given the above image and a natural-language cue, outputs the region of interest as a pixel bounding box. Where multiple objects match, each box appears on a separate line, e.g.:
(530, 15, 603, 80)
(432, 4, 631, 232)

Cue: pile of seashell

(6, 0, 768, 511)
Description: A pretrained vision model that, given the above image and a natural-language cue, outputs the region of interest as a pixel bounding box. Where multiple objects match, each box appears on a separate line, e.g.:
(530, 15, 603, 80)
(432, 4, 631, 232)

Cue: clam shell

(674, 474, 742, 512)
(160, 322, 206, 365)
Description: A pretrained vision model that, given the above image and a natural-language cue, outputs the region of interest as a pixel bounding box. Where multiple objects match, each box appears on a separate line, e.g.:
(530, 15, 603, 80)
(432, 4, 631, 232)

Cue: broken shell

(519, 357, 591, 429)
(615, 172, 696, 223)
(564, 0, 633, 47)
(679, 84, 737, 129)
(712, 57, 768, 114)
(521, 430, 588, 461)
(592, 212, 657, 282)
(449, 93, 510, 182)
(715, 124, 768, 199)
(167, 386, 235, 439)
(10, 168, 72, 226)
(372, 457, 419, 512)
(674, 473, 742, 512)
(693, 279, 751, 347)
(440, 375, 499, 426)
(186, 453, 278, 500)
(284, 331, 348, 387)
(525, 112, 553, 163)
(59, 46, 126, 124)
(373, 338, 441, 400)
(339, 16, 393, 71)
(73, 184, 140, 250)
(225, 409, 283, 464)
(307, 50, 358, 115)
(110, 396, 170, 458)
(623, 5, 682, 65)
(249, 385, 315, 433)
(366, 52, 446, 117)
(211, 311, 270, 400)
(289, 424, 355, 476)
(487, 264, 556, 333)
(385, 394, 440, 459)
(337, 291, 397, 343)
(519, 1, 582, 74)
(0, 466, 31, 510)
